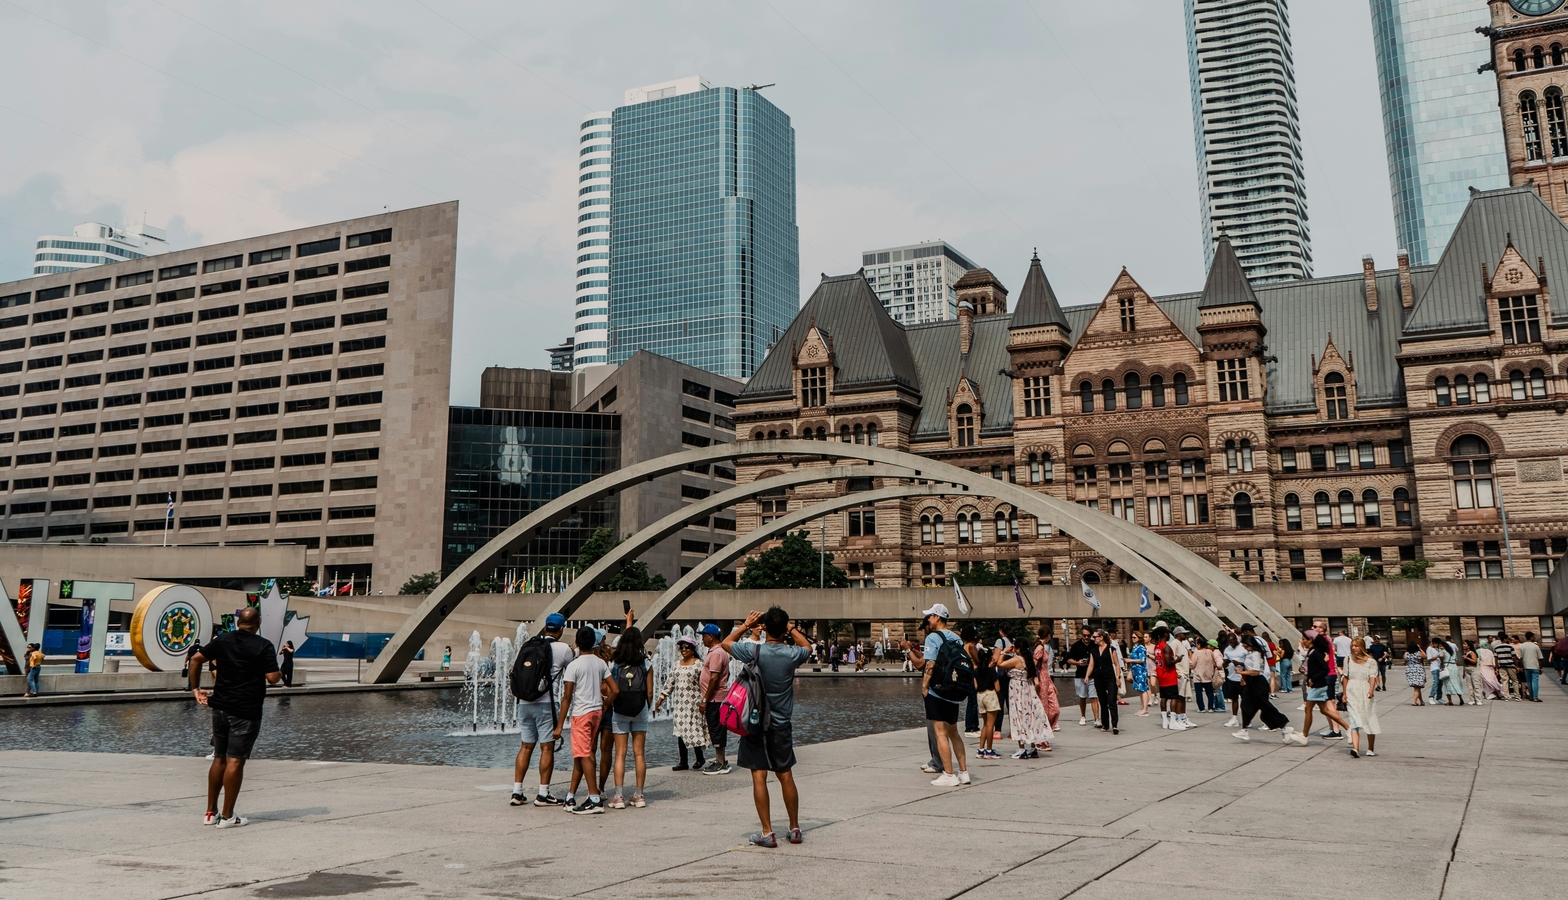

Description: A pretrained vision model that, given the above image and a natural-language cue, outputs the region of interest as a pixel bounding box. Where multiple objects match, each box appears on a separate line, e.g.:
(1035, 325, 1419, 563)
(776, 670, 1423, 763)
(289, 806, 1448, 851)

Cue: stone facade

(1487, 0, 1568, 220)
(733, 188, 1568, 589)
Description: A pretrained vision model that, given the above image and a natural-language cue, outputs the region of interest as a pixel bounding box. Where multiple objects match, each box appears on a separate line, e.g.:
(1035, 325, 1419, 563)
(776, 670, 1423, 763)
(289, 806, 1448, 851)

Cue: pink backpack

(718, 655, 769, 737)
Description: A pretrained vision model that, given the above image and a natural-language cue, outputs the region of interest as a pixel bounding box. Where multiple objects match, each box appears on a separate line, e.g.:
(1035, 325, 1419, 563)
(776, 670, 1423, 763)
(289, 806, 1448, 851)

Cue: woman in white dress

(997, 634, 1052, 757)
(653, 637, 709, 776)
(1342, 638, 1381, 759)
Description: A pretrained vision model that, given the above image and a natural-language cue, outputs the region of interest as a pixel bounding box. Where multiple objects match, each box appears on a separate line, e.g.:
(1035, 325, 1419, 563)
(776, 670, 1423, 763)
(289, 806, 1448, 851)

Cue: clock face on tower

(1510, 0, 1567, 16)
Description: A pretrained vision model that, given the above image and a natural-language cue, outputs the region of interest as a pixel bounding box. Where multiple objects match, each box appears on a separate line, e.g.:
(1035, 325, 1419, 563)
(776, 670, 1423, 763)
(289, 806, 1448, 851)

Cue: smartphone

(622, 598, 632, 614)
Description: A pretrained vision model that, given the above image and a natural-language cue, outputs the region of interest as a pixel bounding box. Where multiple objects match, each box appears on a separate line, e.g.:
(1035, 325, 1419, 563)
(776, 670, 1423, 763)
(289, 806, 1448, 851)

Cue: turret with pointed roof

(1198, 235, 1261, 310)
(1011, 251, 1071, 330)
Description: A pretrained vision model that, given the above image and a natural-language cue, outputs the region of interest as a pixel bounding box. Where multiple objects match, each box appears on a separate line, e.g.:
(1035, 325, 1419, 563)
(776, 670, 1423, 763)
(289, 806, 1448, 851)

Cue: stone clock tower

(1486, 0, 1568, 220)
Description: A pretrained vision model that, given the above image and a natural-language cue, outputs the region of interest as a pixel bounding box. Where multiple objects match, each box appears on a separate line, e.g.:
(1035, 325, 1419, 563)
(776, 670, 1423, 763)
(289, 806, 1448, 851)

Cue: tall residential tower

(571, 111, 613, 370)
(1185, 0, 1312, 282)
(859, 240, 976, 325)
(34, 222, 169, 275)
(608, 76, 799, 379)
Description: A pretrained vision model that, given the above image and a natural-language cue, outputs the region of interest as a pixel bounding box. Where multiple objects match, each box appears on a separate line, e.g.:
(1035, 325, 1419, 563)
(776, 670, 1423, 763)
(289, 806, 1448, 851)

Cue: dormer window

(800, 366, 827, 407)
(1323, 372, 1348, 419)
(1118, 296, 1136, 332)
(1499, 295, 1541, 344)
(955, 404, 975, 446)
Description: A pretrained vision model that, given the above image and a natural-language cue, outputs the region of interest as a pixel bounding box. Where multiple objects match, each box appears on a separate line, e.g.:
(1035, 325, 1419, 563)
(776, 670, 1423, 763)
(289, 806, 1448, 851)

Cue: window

(1362, 489, 1381, 527)
(1550, 88, 1568, 158)
(1499, 295, 1542, 344)
(341, 282, 387, 300)
(1079, 380, 1094, 413)
(1101, 379, 1117, 412)
(1225, 439, 1239, 474)
(1180, 458, 1208, 524)
(1450, 436, 1495, 510)
(1462, 541, 1504, 579)
(1143, 461, 1172, 525)
(1511, 369, 1527, 400)
(1531, 367, 1548, 399)
(346, 228, 391, 248)
(1389, 440, 1407, 467)
(919, 513, 934, 545)
(1435, 375, 1452, 406)
(1315, 491, 1333, 528)
(1148, 373, 1166, 408)
(1118, 296, 1136, 332)
(955, 404, 975, 446)
(957, 511, 973, 544)
(846, 508, 876, 537)
(1338, 490, 1357, 527)
(1523, 91, 1545, 162)
(867, 422, 879, 446)
(1475, 373, 1491, 403)
(918, 561, 946, 587)
(1028, 452, 1042, 484)
(1333, 443, 1351, 471)
(250, 246, 290, 265)
(1021, 376, 1050, 416)
(1124, 372, 1142, 409)
(1109, 463, 1136, 522)
(1285, 493, 1302, 531)
(1073, 464, 1099, 509)
(297, 237, 340, 257)
(1455, 374, 1473, 406)
(994, 508, 1018, 541)
(1280, 447, 1297, 473)
(1323, 372, 1348, 419)
(295, 263, 338, 281)
(1217, 358, 1249, 401)
(1394, 487, 1412, 526)
(344, 255, 389, 273)
(800, 366, 826, 407)
(1173, 372, 1189, 406)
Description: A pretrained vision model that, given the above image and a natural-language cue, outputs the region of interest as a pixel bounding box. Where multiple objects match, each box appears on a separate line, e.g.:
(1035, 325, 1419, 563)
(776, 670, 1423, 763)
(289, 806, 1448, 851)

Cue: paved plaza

(0, 683, 1563, 899)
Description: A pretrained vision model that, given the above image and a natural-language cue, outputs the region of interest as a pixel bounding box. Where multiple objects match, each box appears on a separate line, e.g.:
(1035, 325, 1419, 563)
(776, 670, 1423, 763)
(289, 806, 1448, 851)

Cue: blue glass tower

(1370, 0, 1509, 265)
(608, 80, 799, 379)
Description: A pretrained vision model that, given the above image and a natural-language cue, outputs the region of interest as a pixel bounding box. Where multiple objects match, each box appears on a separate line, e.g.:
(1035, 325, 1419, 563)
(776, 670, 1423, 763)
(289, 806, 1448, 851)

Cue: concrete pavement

(0, 682, 1563, 899)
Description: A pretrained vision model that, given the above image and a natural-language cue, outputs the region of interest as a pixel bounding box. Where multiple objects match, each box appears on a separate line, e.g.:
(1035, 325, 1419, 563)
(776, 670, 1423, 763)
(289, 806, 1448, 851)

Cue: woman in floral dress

(999, 633, 1052, 757)
(654, 636, 709, 769)
(1404, 640, 1427, 706)
(1342, 638, 1381, 758)
(1127, 633, 1151, 716)
(1033, 627, 1061, 731)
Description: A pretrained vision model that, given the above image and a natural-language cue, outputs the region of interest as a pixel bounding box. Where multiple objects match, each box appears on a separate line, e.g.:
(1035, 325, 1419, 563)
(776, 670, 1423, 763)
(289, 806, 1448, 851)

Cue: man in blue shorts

(511, 613, 575, 807)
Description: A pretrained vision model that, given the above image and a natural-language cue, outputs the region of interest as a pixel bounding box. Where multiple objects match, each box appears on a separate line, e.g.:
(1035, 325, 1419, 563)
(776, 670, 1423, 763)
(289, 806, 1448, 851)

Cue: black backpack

(612, 662, 649, 717)
(511, 636, 557, 703)
(929, 633, 974, 700)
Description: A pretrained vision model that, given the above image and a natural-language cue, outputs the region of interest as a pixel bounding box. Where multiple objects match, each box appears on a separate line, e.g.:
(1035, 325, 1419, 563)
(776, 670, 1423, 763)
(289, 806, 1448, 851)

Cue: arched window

(955, 404, 975, 447)
(1475, 373, 1491, 403)
(1174, 372, 1189, 406)
(1454, 374, 1471, 405)
(841, 424, 851, 443)
(1451, 436, 1495, 510)
(1547, 88, 1568, 157)
(779, 428, 789, 439)
(1531, 367, 1548, 399)
(1234, 493, 1254, 530)
(1079, 380, 1094, 413)
(957, 514, 971, 544)
(1338, 490, 1357, 527)
(1081, 571, 1101, 585)
(1040, 450, 1055, 483)
(1028, 453, 1042, 484)
(1362, 489, 1381, 527)
(1101, 379, 1117, 412)
(1522, 91, 1545, 162)
(754, 430, 765, 441)
(1285, 493, 1302, 531)
(867, 422, 879, 446)
(1006, 507, 1018, 540)
(933, 514, 946, 545)
(1515, 48, 1528, 72)
(853, 423, 865, 444)
(1435, 375, 1451, 406)
(971, 512, 984, 544)
(1324, 372, 1348, 419)
(815, 426, 826, 441)
(1314, 491, 1333, 528)
(1553, 42, 1564, 66)
(1511, 369, 1527, 400)
(1225, 439, 1239, 474)
(920, 514, 933, 546)
(1394, 487, 1413, 526)
(1534, 45, 1546, 69)
(995, 509, 1009, 542)
(1149, 374, 1166, 408)
(1124, 372, 1142, 409)
(1240, 438, 1254, 472)
(766, 430, 777, 439)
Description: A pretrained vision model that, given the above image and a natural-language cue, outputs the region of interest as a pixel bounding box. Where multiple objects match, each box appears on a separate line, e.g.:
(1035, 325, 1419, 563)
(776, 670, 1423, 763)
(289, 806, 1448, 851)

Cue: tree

(573, 527, 667, 591)
(738, 530, 848, 589)
(952, 559, 1026, 587)
(279, 577, 316, 597)
(822, 619, 853, 646)
(1342, 554, 1387, 580)
(1396, 558, 1432, 580)
(399, 571, 441, 595)
(1143, 607, 1192, 633)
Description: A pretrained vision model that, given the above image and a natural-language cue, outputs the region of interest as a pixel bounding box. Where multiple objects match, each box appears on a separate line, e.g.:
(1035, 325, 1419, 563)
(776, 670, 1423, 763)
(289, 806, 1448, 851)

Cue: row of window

(1280, 441, 1407, 472)
(3, 522, 373, 544)
(7, 363, 385, 401)
(1078, 372, 1192, 413)
(1274, 488, 1413, 531)
(917, 508, 1026, 545)
(1520, 89, 1568, 163)
(1434, 368, 1549, 406)
(2, 445, 378, 472)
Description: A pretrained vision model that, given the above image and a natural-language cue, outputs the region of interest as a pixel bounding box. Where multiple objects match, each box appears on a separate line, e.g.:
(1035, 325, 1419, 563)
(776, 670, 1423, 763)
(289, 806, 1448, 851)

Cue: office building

(573, 110, 613, 370)
(859, 240, 977, 325)
(33, 222, 169, 276)
(1185, 0, 1313, 282)
(0, 203, 457, 592)
(1483, 0, 1568, 223)
(608, 76, 799, 379)
(1370, 0, 1509, 265)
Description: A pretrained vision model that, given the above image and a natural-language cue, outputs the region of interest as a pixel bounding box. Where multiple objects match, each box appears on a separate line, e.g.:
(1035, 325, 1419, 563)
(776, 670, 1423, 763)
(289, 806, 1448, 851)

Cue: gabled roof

(1197, 235, 1260, 310)
(1405, 186, 1568, 336)
(740, 273, 920, 401)
(1011, 252, 1070, 331)
(906, 316, 1015, 439)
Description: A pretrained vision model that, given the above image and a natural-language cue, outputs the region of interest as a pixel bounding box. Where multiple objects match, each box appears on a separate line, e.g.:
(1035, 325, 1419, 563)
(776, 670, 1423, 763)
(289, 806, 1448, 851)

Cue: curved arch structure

(365, 440, 1296, 683)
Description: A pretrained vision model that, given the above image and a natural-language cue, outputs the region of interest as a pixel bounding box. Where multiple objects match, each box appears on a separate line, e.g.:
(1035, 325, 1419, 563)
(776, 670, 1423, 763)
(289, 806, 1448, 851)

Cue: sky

(0, 1, 1418, 404)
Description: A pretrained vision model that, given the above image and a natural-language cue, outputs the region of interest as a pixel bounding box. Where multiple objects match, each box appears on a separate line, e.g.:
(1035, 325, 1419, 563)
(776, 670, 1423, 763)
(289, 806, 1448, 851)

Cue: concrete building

(859, 240, 977, 325)
(572, 110, 613, 370)
(608, 76, 799, 379)
(33, 222, 169, 276)
(0, 202, 457, 593)
(1370, 0, 1509, 265)
(1185, 0, 1312, 282)
(1483, 0, 1568, 222)
(734, 186, 1568, 588)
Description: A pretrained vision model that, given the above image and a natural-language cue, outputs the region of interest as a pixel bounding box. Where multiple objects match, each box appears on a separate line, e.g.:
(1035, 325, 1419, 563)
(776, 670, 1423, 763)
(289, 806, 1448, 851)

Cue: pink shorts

(571, 710, 602, 758)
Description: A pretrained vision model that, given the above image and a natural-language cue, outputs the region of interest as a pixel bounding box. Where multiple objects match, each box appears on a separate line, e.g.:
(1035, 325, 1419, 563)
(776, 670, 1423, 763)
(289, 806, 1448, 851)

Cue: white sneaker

(930, 772, 961, 787)
(957, 771, 971, 785)
(1280, 727, 1295, 743)
(1011, 748, 1029, 759)
(1231, 730, 1250, 742)
(1159, 717, 1169, 729)
(1296, 705, 1305, 711)
(1365, 750, 1376, 757)
(919, 764, 939, 774)
(215, 815, 249, 829)
(1286, 732, 1308, 746)
(1180, 718, 1196, 728)
(963, 730, 980, 738)
(1223, 716, 1240, 728)
(1079, 716, 1088, 726)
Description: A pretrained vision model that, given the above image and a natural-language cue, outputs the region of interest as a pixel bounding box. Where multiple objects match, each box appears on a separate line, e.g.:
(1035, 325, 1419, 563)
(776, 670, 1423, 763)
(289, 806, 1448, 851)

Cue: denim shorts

(1073, 677, 1094, 699)
(1306, 686, 1329, 703)
(516, 702, 556, 745)
(612, 706, 650, 734)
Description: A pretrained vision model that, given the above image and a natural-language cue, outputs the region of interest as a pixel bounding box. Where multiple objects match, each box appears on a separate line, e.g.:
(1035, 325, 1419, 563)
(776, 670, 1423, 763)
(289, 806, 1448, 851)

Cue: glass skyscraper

(1369, 0, 1508, 265)
(608, 77, 799, 379)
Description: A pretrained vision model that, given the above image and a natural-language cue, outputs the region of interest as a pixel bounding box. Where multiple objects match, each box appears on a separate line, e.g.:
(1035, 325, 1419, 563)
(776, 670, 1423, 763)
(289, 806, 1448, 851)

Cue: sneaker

(1318, 729, 1334, 737)
(571, 798, 603, 815)
(1286, 732, 1309, 746)
(203, 811, 217, 826)
(931, 772, 961, 787)
(919, 764, 940, 774)
(963, 730, 980, 738)
(1010, 748, 1029, 759)
(1078, 716, 1088, 726)
(631, 794, 646, 808)
(748, 832, 778, 848)
(509, 792, 527, 807)
(786, 828, 803, 844)
(700, 760, 722, 774)
(957, 771, 971, 785)
(1231, 730, 1250, 742)
(1296, 705, 1305, 711)
(1365, 750, 1376, 757)
(1024, 748, 1041, 759)
(607, 795, 626, 810)
(533, 793, 563, 807)
(1223, 716, 1240, 728)
(671, 763, 690, 772)
(709, 762, 732, 775)
(1324, 731, 1344, 740)
(215, 815, 248, 829)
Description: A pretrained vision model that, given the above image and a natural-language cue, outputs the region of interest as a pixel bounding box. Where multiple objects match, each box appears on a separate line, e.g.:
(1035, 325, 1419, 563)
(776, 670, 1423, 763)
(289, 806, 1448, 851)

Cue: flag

(1080, 580, 1101, 611)
(166, 493, 174, 519)
(952, 579, 970, 616)
(1139, 585, 1152, 613)
(1012, 576, 1030, 612)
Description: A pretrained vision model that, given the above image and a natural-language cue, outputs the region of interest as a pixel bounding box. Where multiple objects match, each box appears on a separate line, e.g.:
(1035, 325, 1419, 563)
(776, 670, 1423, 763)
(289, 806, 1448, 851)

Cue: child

(552, 626, 613, 814)
(973, 646, 1002, 758)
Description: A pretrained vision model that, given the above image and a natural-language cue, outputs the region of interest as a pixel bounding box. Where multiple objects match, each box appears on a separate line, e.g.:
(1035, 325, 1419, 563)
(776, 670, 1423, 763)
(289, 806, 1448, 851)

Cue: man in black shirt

(189, 606, 280, 828)
(1066, 626, 1096, 726)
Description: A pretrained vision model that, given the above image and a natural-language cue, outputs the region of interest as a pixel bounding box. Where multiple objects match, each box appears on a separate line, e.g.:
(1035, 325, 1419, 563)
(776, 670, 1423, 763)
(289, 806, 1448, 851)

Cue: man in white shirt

(1170, 626, 1195, 729)
(1333, 630, 1352, 671)
(552, 626, 614, 814)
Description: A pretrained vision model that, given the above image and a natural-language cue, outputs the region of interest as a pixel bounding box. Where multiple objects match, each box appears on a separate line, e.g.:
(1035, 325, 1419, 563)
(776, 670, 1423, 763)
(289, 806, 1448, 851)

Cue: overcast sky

(0, 1, 1417, 404)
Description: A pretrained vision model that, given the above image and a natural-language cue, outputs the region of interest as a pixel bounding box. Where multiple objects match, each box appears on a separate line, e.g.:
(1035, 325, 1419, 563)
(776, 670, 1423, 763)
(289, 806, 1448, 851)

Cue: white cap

(922, 603, 951, 619)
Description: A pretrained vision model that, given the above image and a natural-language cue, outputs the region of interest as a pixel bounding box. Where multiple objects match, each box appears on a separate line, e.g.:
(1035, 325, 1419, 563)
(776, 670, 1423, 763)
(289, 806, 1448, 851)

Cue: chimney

(958, 301, 974, 355)
(1362, 255, 1378, 313)
(1397, 250, 1414, 309)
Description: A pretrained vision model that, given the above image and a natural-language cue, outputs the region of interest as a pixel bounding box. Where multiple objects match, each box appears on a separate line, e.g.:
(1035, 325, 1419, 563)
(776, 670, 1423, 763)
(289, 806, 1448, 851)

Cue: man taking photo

(189, 606, 281, 828)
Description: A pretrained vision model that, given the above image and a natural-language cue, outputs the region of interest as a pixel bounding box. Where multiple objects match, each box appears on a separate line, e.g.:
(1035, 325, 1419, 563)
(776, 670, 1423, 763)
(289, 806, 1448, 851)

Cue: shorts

(599, 707, 613, 733)
(924, 691, 960, 723)
(1222, 680, 1243, 700)
(516, 702, 556, 745)
(738, 721, 796, 773)
(1306, 686, 1329, 703)
(705, 701, 727, 749)
(1073, 678, 1094, 699)
(612, 706, 650, 734)
(211, 709, 261, 760)
(571, 710, 602, 757)
(977, 690, 1001, 714)
(1158, 684, 1180, 700)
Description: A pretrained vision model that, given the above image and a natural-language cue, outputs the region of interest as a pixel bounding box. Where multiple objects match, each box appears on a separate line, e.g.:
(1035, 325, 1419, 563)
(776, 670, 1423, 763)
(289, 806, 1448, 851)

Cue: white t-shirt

(1243, 649, 1266, 674)
(1333, 635, 1352, 659)
(518, 640, 575, 708)
(1426, 646, 1441, 671)
(562, 654, 610, 718)
(1223, 644, 1248, 681)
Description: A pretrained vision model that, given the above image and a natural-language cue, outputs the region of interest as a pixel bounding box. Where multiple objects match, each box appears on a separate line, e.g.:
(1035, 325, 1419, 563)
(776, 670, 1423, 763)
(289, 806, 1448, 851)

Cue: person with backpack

(912, 603, 971, 787)
(698, 623, 732, 775)
(655, 635, 710, 778)
(552, 625, 614, 815)
(721, 607, 812, 848)
(607, 621, 654, 808)
(510, 613, 575, 807)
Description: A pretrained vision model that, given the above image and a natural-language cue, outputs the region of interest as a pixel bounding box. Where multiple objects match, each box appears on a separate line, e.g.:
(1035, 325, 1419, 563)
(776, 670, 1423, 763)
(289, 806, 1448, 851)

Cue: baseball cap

(544, 613, 566, 629)
(677, 635, 698, 649)
(593, 628, 606, 647)
(1207, 639, 1219, 648)
(699, 623, 723, 638)
(1239, 623, 1256, 633)
(921, 603, 951, 620)
(1172, 626, 1188, 635)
